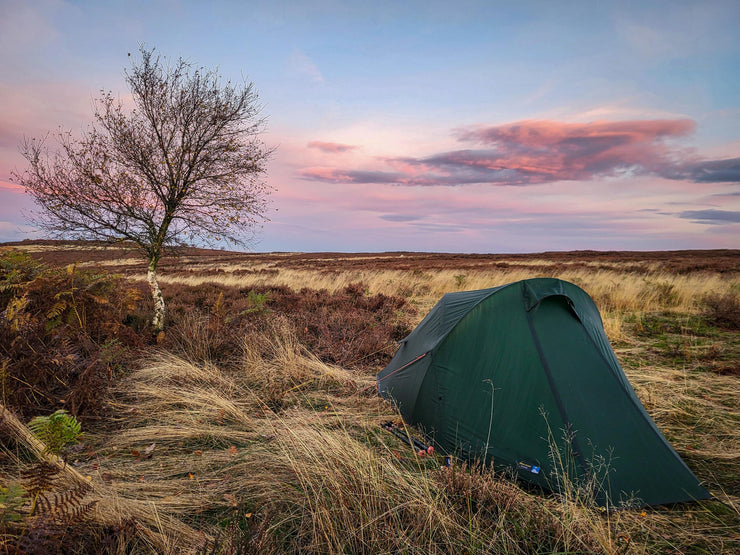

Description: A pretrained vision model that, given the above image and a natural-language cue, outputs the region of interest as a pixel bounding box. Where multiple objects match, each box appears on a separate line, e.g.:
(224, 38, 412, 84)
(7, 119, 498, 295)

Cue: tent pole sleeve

(377, 352, 428, 387)
(525, 306, 590, 477)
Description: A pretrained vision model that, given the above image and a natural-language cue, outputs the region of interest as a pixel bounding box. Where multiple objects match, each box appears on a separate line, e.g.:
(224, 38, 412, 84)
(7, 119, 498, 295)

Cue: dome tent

(377, 278, 710, 507)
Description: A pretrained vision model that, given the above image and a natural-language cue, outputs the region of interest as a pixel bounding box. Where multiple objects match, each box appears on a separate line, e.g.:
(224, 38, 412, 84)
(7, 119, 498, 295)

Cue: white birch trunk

(147, 259, 165, 333)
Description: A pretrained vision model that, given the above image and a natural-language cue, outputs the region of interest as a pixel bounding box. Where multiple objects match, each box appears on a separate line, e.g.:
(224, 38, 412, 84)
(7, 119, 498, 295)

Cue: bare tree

(14, 46, 273, 333)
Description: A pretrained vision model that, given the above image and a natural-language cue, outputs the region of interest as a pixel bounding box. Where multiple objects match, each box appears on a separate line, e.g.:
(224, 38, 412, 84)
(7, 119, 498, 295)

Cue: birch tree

(15, 46, 272, 333)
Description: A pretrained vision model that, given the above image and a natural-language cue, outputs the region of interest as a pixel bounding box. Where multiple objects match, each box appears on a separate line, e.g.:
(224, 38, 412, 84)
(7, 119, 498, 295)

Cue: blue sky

(1, 0, 738, 252)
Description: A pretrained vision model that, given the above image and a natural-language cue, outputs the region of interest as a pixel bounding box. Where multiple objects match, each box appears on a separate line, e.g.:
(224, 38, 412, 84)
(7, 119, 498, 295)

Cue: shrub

(0, 250, 149, 418)
(163, 281, 414, 371)
(276, 283, 412, 369)
(702, 292, 740, 329)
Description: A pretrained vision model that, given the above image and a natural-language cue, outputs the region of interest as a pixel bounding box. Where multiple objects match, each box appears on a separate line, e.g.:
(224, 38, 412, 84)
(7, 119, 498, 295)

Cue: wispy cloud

(300, 167, 401, 183)
(307, 141, 358, 153)
(379, 214, 422, 222)
(679, 209, 740, 224)
(288, 50, 324, 83)
(0, 180, 26, 193)
(0, 0, 59, 51)
(675, 157, 740, 183)
(300, 118, 728, 187)
(614, 3, 735, 60)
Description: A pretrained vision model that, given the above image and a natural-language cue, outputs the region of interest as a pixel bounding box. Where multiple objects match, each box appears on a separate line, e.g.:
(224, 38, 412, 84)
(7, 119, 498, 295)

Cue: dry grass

(5, 315, 733, 552)
(2, 243, 738, 553)
(0, 319, 640, 552)
(0, 405, 205, 553)
(146, 266, 734, 320)
(61, 322, 632, 553)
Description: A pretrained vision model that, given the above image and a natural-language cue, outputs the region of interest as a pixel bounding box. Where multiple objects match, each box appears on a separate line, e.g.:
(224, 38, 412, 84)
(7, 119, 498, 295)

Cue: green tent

(377, 278, 710, 507)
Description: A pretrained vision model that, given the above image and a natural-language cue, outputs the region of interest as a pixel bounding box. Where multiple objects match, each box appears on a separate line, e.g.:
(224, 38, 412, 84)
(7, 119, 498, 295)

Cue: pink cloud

(448, 119, 697, 180)
(300, 166, 402, 184)
(307, 141, 358, 154)
(265, 174, 719, 252)
(300, 167, 361, 182)
(260, 147, 740, 252)
(0, 180, 26, 193)
(455, 119, 695, 146)
(298, 118, 734, 187)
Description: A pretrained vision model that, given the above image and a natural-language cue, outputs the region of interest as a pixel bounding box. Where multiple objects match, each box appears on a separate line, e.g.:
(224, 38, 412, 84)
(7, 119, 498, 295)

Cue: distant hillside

(3, 239, 739, 274)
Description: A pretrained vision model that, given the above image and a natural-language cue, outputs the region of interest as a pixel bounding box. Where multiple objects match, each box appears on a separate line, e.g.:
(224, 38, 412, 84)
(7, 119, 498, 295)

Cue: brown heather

(0, 242, 738, 553)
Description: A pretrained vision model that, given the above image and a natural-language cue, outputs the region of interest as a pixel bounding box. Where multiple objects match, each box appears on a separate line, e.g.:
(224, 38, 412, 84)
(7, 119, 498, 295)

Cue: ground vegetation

(0, 242, 738, 553)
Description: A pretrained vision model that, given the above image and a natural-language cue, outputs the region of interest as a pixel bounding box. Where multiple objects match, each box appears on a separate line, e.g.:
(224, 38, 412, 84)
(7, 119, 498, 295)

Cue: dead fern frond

(55, 499, 97, 525)
(45, 301, 67, 321)
(32, 481, 93, 520)
(45, 482, 93, 518)
(20, 462, 60, 499)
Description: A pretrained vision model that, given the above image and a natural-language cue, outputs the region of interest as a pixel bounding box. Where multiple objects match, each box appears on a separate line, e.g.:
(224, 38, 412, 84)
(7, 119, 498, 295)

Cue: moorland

(0, 240, 738, 553)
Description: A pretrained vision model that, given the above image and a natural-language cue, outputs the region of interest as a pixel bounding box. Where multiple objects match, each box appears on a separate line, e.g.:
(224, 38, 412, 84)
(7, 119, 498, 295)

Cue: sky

(1, 0, 739, 253)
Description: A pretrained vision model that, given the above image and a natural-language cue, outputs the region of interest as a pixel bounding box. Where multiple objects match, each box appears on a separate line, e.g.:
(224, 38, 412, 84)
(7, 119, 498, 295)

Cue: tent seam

(524, 294, 590, 479)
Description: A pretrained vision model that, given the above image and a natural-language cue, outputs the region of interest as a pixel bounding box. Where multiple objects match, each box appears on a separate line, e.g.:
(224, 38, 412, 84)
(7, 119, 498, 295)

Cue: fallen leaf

(245, 512, 253, 518)
(193, 450, 203, 456)
(228, 445, 238, 456)
(131, 449, 141, 458)
(143, 443, 156, 459)
(223, 493, 237, 507)
(188, 473, 195, 480)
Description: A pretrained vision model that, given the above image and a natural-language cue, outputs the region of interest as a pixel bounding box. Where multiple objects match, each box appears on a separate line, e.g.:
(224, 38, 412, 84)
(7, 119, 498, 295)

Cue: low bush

(163, 281, 413, 371)
(0, 250, 149, 419)
(702, 291, 740, 329)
